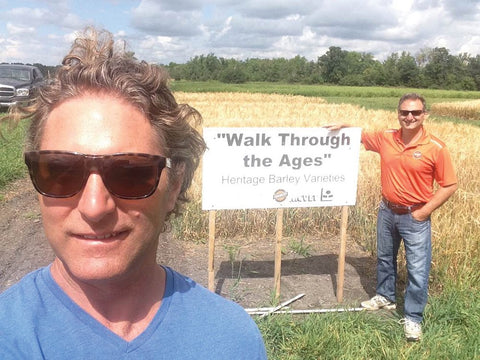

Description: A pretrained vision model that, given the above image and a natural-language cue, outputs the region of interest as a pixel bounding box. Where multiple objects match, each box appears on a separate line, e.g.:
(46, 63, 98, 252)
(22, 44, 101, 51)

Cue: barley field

(175, 91, 480, 285)
(431, 99, 480, 120)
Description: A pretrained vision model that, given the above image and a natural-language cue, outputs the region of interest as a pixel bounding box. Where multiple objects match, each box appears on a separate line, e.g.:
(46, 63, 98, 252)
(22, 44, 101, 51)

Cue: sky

(1, 0, 480, 66)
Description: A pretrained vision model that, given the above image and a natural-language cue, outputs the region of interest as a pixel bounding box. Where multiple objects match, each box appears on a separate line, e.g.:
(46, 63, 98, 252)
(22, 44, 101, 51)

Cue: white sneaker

(399, 318, 422, 342)
(361, 295, 397, 310)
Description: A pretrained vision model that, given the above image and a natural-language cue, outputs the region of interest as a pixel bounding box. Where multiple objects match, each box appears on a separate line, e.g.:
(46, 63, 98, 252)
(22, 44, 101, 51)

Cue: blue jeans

(376, 200, 431, 323)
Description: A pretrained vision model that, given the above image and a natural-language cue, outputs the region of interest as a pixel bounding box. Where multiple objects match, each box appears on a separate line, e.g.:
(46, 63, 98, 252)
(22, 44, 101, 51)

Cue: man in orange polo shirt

(328, 93, 457, 341)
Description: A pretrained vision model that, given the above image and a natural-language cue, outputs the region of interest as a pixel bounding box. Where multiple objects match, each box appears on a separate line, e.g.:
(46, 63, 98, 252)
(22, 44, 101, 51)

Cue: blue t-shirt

(0, 266, 267, 359)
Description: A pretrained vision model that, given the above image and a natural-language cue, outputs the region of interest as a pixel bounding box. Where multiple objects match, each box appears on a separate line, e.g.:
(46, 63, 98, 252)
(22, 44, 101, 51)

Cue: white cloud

(6, 23, 35, 35)
(6, 7, 51, 25)
(273, 27, 324, 59)
(131, 0, 203, 36)
(217, 16, 232, 38)
(1, 0, 480, 65)
(237, 0, 316, 19)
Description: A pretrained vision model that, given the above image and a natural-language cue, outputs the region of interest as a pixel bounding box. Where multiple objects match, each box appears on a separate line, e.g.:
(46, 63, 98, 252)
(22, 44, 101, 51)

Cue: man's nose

(77, 173, 116, 222)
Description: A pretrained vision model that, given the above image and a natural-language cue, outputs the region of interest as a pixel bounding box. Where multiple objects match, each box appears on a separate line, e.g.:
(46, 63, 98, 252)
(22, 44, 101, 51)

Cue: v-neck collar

(43, 264, 174, 352)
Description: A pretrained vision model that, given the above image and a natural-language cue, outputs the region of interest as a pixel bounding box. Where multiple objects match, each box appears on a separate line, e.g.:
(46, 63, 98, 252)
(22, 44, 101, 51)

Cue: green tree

(362, 61, 386, 86)
(284, 55, 310, 83)
(341, 52, 381, 86)
(243, 58, 268, 82)
(218, 59, 248, 83)
(422, 47, 455, 88)
(382, 53, 401, 86)
(318, 46, 348, 84)
(184, 53, 222, 81)
(166, 62, 187, 80)
(467, 55, 480, 90)
(263, 58, 284, 82)
(164, 46, 478, 90)
(397, 52, 420, 87)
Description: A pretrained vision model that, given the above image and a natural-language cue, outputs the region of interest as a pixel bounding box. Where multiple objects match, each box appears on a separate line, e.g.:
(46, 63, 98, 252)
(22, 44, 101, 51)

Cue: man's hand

(323, 124, 349, 131)
(411, 183, 458, 221)
(411, 207, 430, 222)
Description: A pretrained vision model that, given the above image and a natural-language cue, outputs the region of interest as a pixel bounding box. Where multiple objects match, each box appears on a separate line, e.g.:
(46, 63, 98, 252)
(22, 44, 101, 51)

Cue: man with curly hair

(0, 28, 267, 359)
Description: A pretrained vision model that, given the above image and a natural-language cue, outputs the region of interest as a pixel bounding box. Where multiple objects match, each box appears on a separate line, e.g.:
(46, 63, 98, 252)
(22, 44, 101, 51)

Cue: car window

(0, 68, 31, 81)
(15, 69, 31, 81)
(33, 68, 43, 80)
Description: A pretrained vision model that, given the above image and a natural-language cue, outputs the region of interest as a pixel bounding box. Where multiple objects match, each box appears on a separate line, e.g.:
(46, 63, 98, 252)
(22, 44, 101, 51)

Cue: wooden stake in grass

(208, 210, 216, 291)
(337, 206, 349, 303)
(274, 208, 284, 299)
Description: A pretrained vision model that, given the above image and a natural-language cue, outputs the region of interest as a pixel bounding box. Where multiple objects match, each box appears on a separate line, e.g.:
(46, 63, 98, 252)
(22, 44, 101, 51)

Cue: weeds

(223, 243, 242, 278)
(222, 243, 245, 302)
(288, 237, 312, 258)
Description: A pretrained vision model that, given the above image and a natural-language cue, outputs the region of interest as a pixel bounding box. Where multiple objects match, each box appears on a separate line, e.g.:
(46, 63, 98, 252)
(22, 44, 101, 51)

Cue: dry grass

(174, 92, 480, 283)
(431, 99, 480, 120)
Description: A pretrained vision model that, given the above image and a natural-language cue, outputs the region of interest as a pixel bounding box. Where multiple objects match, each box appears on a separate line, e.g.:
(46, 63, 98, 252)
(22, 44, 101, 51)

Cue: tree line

(165, 46, 480, 91)
(17, 46, 480, 91)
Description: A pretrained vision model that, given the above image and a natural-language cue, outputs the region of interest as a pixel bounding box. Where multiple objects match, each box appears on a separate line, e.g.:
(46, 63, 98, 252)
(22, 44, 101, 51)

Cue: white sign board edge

(201, 127, 362, 210)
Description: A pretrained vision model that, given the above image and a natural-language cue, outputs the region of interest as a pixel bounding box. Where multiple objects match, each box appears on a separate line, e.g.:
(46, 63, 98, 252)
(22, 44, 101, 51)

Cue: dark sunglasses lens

(400, 110, 423, 116)
(103, 155, 162, 199)
(26, 153, 86, 197)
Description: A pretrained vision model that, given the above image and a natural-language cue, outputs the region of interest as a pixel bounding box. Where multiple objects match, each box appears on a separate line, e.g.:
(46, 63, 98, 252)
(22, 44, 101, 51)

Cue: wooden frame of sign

(207, 206, 349, 302)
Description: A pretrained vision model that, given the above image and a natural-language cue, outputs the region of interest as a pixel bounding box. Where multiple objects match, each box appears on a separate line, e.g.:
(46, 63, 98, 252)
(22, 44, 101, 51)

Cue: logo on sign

(273, 189, 288, 202)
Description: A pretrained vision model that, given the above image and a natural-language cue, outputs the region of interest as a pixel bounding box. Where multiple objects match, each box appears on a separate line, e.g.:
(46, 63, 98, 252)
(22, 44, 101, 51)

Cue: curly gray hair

(10, 27, 206, 218)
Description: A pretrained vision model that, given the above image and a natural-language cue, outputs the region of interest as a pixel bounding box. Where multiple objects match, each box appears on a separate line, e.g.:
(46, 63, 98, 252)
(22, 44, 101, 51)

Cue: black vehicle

(0, 64, 45, 108)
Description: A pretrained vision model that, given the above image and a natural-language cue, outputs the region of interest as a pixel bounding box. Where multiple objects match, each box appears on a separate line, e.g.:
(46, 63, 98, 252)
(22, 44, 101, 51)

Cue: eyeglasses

(398, 110, 424, 117)
(24, 151, 171, 199)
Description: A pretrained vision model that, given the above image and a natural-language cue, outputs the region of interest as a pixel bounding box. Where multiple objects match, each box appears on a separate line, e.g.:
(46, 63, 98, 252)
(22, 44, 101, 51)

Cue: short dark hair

(398, 93, 427, 112)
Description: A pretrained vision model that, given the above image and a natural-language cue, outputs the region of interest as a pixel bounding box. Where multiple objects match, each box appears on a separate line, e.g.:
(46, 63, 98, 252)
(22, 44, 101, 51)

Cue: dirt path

(0, 177, 376, 310)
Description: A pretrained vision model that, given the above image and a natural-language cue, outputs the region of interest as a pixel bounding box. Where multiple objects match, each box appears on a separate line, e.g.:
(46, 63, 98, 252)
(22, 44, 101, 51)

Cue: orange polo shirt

(361, 127, 457, 206)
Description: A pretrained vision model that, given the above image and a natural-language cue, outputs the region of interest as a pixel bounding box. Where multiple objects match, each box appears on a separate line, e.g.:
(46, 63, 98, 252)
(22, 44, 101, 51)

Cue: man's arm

(412, 183, 458, 221)
(324, 124, 365, 145)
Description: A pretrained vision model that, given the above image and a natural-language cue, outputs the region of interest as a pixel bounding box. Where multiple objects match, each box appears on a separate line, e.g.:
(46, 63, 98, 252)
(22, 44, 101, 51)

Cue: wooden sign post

(208, 210, 216, 291)
(274, 208, 284, 298)
(336, 206, 349, 302)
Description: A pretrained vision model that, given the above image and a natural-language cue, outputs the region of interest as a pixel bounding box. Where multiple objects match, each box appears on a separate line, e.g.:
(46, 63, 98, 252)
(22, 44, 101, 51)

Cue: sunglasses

(398, 110, 424, 117)
(24, 151, 171, 199)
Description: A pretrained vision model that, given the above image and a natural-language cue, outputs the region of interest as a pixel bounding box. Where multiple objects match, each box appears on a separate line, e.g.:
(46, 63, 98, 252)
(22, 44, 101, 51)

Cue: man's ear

(166, 163, 185, 212)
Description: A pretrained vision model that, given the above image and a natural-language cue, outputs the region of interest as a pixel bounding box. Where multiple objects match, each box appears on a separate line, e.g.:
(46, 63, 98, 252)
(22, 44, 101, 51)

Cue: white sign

(202, 127, 361, 210)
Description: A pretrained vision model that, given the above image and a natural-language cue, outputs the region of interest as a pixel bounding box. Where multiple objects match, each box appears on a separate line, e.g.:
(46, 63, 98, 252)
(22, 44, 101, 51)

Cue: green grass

(170, 80, 480, 101)
(0, 118, 28, 192)
(257, 283, 479, 359)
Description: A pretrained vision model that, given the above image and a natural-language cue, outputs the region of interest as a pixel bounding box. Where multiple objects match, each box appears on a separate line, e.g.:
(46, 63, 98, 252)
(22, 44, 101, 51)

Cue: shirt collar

(395, 126, 429, 147)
